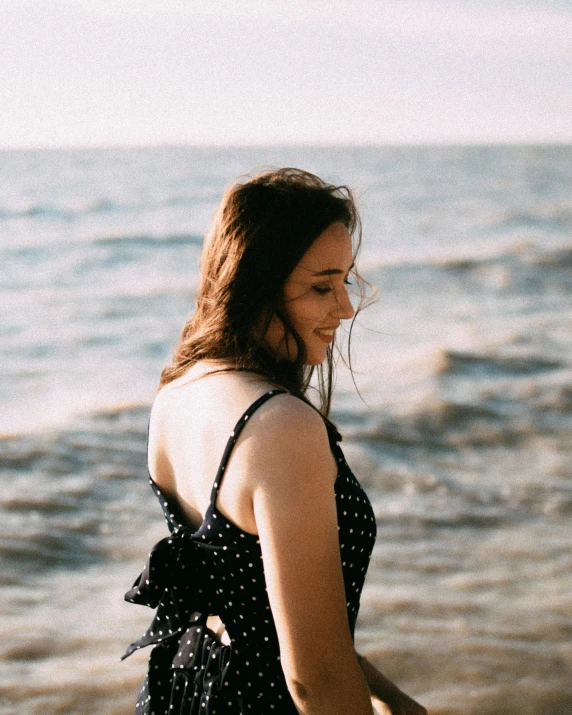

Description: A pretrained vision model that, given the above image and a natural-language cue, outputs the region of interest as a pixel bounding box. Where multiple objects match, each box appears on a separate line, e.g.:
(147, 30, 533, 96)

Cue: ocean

(1, 145, 571, 714)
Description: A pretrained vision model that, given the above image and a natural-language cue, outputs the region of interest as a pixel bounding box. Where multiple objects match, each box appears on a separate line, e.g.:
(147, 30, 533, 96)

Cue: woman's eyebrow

(311, 262, 355, 277)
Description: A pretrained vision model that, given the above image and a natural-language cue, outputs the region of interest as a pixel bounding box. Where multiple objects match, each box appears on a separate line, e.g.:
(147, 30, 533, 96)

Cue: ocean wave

(374, 503, 508, 529)
(360, 241, 572, 306)
(525, 245, 572, 268)
(0, 198, 121, 221)
(366, 465, 572, 526)
(348, 365, 571, 448)
(0, 204, 74, 220)
(359, 399, 522, 447)
(443, 242, 572, 278)
(368, 240, 572, 277)
(1, 232, 203, 263)
(166, 193, 221, 207)
(361, 443, 572, 527)
(486, 204, 572, 232)
(92, 233, 204, 248)
(532, 384, 572, 414)
(0, 197, 147, 222)
(0, 414, 151, 573)
(0, 528, 102, 575)
(0, 192, 214, 222)
(436, 350, 564, 378)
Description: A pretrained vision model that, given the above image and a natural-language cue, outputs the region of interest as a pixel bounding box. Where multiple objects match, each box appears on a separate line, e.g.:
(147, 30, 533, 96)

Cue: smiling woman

(122, 168, 427, 715)
(158, 168, 366, 415)
(263, 221, 356, 365)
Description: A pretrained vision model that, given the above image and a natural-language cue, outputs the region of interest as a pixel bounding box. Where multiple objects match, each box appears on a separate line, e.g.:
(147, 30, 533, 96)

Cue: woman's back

(124, 365, 377, 714)
(147, 364, 338, 535)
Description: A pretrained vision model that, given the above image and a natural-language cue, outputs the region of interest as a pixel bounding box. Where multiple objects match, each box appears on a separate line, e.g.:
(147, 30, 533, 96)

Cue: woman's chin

(303, 350, 327, 366)
(261, 339, 326, 366)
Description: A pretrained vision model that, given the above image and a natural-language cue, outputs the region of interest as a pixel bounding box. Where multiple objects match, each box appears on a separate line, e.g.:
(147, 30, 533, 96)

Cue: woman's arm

(247, 395, 374, 715)
(356, 653, 428, 715)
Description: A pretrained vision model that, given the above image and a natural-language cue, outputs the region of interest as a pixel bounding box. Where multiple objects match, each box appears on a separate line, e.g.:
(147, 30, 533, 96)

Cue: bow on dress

(122, 531, 233, 715)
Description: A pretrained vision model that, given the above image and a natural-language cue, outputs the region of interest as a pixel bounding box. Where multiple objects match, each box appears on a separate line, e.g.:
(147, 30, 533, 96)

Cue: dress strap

(209, 389, 287, 505)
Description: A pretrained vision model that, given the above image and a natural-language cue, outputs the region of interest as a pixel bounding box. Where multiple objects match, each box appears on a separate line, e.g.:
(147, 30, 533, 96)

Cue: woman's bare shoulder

(238, 393, 335, 491)
(253, 392, 327, 440)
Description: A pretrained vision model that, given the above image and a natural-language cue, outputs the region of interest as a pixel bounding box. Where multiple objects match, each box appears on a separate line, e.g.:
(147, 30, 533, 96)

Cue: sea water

(1, 145, 571, 714)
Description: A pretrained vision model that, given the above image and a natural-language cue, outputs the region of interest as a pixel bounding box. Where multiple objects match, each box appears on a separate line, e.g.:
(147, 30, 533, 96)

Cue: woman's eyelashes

(312, 278, 353, 295)
(312, 284, 332, 295)
(312, 278, 352, 295)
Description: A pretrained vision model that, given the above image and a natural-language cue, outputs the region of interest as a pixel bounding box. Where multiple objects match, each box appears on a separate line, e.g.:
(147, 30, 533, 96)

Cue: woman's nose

(335, 287, 355, 320)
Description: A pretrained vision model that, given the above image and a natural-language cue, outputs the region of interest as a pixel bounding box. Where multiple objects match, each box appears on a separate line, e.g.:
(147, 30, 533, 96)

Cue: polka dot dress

(122, 390, 377, 714)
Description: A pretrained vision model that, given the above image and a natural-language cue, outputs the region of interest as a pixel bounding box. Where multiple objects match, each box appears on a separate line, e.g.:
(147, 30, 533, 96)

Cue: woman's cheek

(299, 295, 327, 322)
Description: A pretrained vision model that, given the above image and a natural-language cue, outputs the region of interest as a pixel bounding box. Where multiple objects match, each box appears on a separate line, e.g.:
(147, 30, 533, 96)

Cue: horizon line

(1, 138, 571, 152)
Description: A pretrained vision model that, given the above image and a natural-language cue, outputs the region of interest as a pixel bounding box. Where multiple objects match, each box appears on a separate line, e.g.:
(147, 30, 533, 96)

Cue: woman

(123, 169, 427, 715)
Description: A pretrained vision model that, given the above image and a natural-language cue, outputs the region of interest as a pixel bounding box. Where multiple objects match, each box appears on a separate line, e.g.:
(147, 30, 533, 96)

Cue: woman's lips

(315, 329, 335, 344)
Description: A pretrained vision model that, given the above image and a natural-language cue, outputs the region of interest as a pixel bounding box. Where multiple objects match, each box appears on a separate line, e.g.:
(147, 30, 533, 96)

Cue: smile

(315, 329, 335, 343)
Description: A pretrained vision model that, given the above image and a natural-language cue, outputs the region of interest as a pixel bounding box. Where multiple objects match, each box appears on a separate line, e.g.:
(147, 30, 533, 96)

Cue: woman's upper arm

(249, 397, 356, 685)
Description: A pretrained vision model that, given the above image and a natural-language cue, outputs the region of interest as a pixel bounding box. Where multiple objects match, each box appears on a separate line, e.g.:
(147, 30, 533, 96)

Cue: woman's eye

(312, 285, 332, 295)
(344, 279, 352, 286)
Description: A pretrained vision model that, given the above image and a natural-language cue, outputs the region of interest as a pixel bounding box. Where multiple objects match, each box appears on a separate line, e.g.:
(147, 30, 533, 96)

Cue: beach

(1, 145, 571, 714)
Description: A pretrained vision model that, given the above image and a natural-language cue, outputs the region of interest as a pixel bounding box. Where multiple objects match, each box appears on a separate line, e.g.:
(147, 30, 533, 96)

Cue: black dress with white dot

(122, 390, 377, 714)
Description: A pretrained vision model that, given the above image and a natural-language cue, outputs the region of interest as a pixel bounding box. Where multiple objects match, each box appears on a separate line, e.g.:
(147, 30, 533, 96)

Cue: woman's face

(263, 221, 355, 365)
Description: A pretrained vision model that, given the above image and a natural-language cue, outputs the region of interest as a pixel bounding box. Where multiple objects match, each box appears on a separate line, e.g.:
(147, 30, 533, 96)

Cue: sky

(1, 0, 571, 148)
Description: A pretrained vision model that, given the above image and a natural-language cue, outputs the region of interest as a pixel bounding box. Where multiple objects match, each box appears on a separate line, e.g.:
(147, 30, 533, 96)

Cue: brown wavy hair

(159, 168, 369, 418)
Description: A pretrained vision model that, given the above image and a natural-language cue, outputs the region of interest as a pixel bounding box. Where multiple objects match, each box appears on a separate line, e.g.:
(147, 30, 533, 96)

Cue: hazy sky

(2, 0, 571, 148)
